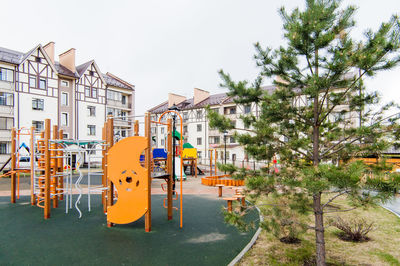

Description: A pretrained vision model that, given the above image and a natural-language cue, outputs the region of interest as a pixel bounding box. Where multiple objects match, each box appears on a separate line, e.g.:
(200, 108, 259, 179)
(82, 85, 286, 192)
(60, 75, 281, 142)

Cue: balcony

(107, 99, 130, 110)
(208, 129, 221, 136)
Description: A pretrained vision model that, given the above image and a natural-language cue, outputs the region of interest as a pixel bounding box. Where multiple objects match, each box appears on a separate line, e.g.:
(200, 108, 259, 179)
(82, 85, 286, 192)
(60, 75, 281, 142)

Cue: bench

(216, 184, 224, 197)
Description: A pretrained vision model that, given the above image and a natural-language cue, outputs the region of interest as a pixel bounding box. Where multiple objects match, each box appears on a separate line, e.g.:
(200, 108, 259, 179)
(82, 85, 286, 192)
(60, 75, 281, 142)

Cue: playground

(0, 111, 258, 265)
(0, 185, 259, 265)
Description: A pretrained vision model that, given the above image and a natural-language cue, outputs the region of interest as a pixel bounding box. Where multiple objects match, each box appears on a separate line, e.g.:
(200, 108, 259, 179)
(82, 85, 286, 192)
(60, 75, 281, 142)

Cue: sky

(1, 0, 400, 115)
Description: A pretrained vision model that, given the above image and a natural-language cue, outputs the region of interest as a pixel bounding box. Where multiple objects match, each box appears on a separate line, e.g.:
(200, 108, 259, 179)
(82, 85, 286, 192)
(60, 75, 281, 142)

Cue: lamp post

(168, 104, 180, 193)
(223, 130, 228, 174)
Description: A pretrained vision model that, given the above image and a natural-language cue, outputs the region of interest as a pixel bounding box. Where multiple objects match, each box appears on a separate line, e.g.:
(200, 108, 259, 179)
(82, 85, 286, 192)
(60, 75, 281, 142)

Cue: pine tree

(208, 1, 400, 265)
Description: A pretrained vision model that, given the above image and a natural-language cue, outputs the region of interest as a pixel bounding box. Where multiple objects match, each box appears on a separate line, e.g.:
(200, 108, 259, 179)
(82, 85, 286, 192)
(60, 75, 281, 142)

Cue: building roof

(103, 73, 134, 90)
(55, 61, 79, 78)
(76, 60, 94, 77)
(0, 44, 133, 90)
(148, 86, 277, 114)
(0, 47, 24, 64)
(148, 92, 233, 114)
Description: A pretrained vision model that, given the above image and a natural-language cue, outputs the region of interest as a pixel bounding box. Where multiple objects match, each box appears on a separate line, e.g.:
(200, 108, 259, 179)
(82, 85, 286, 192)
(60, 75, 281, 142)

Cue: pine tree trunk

(313, 193, 326, 266)
(313, 49, 326, 266)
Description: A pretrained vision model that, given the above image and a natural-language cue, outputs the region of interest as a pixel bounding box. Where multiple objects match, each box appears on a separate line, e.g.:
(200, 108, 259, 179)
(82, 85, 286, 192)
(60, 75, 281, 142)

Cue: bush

(332, 217, 374, 242)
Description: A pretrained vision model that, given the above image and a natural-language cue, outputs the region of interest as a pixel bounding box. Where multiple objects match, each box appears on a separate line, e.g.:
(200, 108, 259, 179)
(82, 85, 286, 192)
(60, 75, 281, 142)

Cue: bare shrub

(332, 217, 374, 242)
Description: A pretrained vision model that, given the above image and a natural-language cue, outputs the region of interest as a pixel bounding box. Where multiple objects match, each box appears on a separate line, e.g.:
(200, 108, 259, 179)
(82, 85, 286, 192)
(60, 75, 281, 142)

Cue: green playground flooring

(0, 194, 258, 265)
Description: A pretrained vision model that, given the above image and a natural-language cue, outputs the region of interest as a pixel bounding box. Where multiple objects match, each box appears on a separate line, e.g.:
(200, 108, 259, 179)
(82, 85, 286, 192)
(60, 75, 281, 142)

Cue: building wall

(0, 62, 15, 166)
(58, 78, 74, 138)
(0, 44, 135, 170)
(77, 101, 105, 140)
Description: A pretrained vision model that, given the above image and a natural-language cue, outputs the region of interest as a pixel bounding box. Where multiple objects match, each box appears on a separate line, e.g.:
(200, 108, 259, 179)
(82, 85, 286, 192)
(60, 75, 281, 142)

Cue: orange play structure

(102, 111, 184, 231)
(5, 111, 184, 232)
(3, 120, 66, 218)
(201, 149, 244, 187)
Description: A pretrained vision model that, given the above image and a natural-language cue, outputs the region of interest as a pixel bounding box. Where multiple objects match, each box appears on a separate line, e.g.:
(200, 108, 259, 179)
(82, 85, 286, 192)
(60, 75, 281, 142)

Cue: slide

(0, 143, 31, 172)
(174, 157, 187, 181)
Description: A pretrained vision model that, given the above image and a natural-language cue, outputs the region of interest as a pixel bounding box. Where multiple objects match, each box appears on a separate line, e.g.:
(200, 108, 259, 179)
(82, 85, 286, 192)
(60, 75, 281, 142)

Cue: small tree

(208, 1, 400, 265)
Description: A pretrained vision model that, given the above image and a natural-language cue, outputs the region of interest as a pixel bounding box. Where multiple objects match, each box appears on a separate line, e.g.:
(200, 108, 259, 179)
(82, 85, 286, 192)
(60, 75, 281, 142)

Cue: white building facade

(149, 85, 361, 167)
(149, 88, 257, 166)
(0, 42, 135, 169)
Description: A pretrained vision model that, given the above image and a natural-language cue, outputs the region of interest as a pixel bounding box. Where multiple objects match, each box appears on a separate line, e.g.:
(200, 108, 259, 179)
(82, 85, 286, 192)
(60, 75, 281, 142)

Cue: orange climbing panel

(107, 136, 149, 225)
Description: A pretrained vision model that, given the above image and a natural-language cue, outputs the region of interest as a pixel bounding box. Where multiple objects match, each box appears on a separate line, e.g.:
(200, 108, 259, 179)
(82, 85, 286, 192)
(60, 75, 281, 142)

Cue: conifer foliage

(208, 1, 400, 265)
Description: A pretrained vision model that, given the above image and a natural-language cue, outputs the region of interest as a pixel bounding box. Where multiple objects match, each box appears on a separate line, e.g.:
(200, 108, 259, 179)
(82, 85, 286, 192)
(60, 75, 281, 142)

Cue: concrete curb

(381, 205, 400, 219)
(228, 203, 263, 266)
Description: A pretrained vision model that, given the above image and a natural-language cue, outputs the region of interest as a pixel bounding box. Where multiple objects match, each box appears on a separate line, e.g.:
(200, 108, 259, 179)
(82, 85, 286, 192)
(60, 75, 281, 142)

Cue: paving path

(383, 196, 400, 217)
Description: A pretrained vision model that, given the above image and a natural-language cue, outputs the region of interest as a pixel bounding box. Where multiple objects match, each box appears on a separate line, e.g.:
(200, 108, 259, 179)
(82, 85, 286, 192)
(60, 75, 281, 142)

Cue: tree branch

(322, 190, 349, 209)
(324, 206, 358, 213)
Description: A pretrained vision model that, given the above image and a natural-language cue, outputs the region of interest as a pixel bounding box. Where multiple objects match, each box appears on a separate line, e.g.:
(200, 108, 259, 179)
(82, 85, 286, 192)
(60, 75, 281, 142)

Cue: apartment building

(148, 88, 256, 164)
(148, 84, 361, 165)
(0, 42, 135, 168)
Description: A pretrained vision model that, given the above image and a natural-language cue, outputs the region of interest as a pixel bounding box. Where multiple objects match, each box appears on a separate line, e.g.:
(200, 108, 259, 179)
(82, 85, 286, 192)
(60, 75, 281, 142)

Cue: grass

(239, 195, 400, 265)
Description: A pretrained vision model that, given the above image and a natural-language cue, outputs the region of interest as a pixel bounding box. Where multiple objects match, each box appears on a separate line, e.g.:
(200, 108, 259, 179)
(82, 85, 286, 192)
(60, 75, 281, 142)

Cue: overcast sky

(2, 0, 400, 115)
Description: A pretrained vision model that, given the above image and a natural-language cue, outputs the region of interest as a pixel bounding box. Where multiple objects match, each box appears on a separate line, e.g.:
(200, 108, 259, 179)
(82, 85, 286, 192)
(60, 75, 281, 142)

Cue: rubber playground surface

(0, 182, 259, 265)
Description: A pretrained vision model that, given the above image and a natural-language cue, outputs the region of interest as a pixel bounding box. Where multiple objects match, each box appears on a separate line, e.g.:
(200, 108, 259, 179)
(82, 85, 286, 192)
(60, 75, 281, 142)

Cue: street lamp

(168, 104, 180, 193)
(223, 130, 228, 173)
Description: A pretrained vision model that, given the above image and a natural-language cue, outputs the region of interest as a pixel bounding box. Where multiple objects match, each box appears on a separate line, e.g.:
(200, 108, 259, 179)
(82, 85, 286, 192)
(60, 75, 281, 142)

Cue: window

(333, 112, 345, 122)
(0, 142, 8, 154)
(91, 88, 97, 98)
(197, 151, 202, 159)
(122, 95, 126, 105)
(35, 57, 41, 63)
(61, 80, 69, 87)
(29, 76, 36, 88)
(107, 90, 113, 100)
(211, 108, 219, 114)
(232, 154, 236, 161)
(183, 125, 188, 134)
(88, 106, 96, 117)
(120, 111, 126, 121)
(0, 117, 13, 130)
(87, 125, 96, 136)
(230, 136, 235, 143)
(32, 99, 44, 110)
(89, 71, 94, 76)
(106, 107, 114, 116)
(61, 93, 68, 106)
(307, 97, 313, 106)
(183, 112, 188, 121)
(0, 68, 14, 82)
(244, 105, 251, 114)
(61, 113, 68, 126)
(161, 139, 165, 146)
(121, 130, 126, 137)
(32, 121, 44, 132)
(161, 127, 165, 134)
(210, 136, 220, 144)
(197, 137, 202, 145)
(224, 107, 236, 115)
(39, 79, 46, 89)
(196, 110, 202, 119)
(197, 124, 202, 132)
(0, 92, 13, 106)
(85, 87, 90, 97)
(62, 133, 69, 139)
